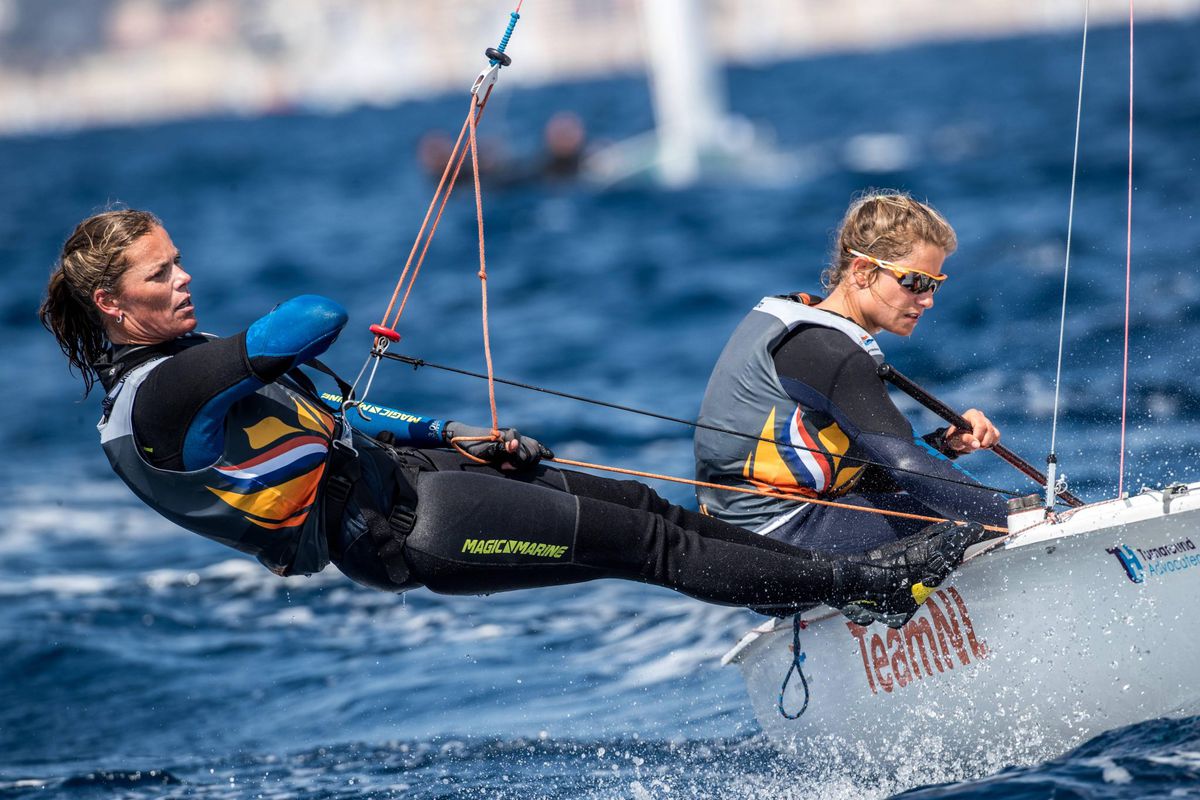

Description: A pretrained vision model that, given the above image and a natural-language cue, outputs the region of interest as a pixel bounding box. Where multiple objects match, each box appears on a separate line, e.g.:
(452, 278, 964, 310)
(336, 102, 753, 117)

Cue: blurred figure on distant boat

(695, 190, 1009, 556)
(38, 208, 986, 629)
(417, 129, 488, 182)
(539, 111, 586, 181)
(416, 112, 587, 188)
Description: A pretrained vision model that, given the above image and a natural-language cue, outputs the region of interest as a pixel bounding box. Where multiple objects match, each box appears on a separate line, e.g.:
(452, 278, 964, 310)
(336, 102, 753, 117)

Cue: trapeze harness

(696, 294, 885, 529)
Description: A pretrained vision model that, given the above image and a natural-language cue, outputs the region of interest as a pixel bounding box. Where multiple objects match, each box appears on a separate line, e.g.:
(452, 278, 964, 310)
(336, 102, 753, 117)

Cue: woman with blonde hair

(695, 190, 1007, 555)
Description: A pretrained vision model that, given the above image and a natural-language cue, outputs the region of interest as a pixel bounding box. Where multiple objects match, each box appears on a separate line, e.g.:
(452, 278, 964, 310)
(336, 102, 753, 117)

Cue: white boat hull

(723, 483, 1200, 779)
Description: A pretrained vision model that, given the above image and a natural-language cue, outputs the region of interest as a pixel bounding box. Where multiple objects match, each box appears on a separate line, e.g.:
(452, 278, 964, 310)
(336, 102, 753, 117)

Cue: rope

(468, 93, 501, 437)
(383, 96, 492, 336)
(778, 615, 810, 719)
(1047, 0, 1090, 506)
(1117, 1, 1135, 498)
(367, 4, 518, 441)
(378, 351, 1023, 499)
(378, 110, 472, 333)
(374, 2, 519, 338)
(550, 455, 1008, 534)
(424, 93, 504, 465)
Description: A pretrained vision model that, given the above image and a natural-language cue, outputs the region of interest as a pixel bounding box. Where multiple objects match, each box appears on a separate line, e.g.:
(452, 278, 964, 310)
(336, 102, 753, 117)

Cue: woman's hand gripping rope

(443, 420, 554, 470)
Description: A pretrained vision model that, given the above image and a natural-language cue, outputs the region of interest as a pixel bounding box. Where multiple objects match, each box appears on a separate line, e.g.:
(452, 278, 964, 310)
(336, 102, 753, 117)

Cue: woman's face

(107, 226, 196, 343)
(853, 240, 946, 336)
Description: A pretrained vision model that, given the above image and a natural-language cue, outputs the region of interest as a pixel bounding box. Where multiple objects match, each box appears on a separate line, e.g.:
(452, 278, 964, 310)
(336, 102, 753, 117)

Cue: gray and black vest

(694, 295, 885, 532)
(97, 357, 336, 576)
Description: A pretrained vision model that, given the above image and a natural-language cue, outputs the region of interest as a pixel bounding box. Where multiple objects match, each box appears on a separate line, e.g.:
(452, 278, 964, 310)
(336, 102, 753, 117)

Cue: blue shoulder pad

(246, 295, 349, 366)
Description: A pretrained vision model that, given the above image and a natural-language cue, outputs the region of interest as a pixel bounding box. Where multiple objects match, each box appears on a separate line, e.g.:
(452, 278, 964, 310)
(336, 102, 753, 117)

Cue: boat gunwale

(720, 479, 1200, 666)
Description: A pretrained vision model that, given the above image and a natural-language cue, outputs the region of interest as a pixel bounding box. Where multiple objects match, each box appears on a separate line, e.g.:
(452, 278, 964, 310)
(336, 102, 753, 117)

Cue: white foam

(0, 572, 115, 597)
(1084, 757, 1134, 785)
(261, 606, 317, 627)
(842, 132, 915, 173)
(1147, 750, 1200, 770)
(2, 499, 178, 557)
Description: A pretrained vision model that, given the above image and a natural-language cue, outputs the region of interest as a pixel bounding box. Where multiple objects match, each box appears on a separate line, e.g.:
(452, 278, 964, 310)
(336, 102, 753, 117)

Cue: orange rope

(373, 86, 507, 458)
(549, 455, 1009, 535)
(377, 111, 471, 330)
(448, 435, 497, 464)
(379, 86, 496, 335)
(391, 98, 483, 330)
(468, 90, 501, 437)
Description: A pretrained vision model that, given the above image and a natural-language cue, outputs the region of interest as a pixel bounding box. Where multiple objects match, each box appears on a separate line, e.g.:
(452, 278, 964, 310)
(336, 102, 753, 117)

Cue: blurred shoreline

(1, 0, 1198, 137)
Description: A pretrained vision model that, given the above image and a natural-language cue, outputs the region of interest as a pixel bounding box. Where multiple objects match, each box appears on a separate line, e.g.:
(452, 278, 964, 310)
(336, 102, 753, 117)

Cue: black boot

(828, 521, 990, 628)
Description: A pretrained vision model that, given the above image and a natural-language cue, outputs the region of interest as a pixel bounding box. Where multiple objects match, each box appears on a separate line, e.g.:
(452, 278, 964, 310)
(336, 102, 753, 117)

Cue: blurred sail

(585, 0, 799, 188)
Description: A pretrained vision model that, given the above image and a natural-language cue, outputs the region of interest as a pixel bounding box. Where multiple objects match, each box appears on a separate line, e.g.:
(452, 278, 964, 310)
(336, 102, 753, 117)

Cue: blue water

(4, 18, 1200, 799)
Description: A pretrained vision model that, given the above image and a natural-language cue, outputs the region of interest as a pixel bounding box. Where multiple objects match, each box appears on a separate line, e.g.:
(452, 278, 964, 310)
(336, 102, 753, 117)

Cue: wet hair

(821, 190, 957, 290)
(39, 208, 162, 395)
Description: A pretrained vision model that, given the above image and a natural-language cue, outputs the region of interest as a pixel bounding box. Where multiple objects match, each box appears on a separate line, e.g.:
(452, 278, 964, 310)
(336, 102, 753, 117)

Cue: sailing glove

(443, 420, 554, 470)
(830, 521, 990, 629)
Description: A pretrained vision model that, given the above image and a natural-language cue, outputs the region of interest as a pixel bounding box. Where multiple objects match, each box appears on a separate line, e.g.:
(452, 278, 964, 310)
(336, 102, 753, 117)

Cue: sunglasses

(846, 248, 947, 295)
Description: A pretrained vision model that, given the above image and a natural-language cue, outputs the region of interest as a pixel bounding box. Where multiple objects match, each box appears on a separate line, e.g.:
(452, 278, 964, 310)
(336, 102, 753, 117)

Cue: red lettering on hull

(847, 589, 988, 695)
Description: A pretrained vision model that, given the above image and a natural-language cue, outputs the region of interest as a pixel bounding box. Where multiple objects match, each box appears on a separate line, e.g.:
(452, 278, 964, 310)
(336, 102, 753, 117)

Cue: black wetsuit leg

(386, 453, 837, 609)
(766, 492, 936, 555)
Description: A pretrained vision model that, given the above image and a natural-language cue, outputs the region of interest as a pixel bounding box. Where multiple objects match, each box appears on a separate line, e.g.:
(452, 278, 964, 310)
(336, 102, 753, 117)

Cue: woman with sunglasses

(694, 191, 1008, 559)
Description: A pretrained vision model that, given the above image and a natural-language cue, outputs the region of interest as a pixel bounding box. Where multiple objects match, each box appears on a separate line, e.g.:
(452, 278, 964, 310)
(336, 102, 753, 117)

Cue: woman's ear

(851, 259, 873, 289)
(93, 287, 121, 322)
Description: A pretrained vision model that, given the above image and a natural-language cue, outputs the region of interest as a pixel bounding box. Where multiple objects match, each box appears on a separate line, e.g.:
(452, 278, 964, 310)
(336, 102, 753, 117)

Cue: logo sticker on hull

(847, 587, 987, 695)
(1107, 537, 1196, 583)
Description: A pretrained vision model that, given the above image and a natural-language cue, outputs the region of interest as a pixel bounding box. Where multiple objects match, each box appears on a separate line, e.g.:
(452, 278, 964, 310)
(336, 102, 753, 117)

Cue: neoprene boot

(829, 521, 989, 628)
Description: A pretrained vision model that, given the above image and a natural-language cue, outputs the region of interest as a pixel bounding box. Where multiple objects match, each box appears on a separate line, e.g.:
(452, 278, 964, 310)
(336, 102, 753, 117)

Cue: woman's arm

(131, 295, 348, 470)
(317, 392, 446, 446)
(317, 392, 551, 469)
(773, 326, 1008, 525)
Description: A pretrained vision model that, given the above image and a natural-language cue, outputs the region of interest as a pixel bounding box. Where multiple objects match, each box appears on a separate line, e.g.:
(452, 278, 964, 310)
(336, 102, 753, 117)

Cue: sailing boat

(721, 12, 1200, 777)
(723, 484, 1200, 772)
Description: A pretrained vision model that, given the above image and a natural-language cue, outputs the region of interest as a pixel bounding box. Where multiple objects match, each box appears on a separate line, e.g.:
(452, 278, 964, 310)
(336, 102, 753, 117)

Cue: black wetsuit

(97, 296, 862, 612)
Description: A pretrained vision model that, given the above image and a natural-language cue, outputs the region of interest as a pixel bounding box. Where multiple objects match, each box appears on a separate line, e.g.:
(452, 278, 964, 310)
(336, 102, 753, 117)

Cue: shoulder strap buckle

(388, 506, 417, 536)
(324, 473, 353, 505)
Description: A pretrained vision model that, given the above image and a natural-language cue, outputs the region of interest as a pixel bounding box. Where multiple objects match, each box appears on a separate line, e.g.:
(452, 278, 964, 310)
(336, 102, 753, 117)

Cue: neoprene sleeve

(317, 393, 445, 447)
(772, 325, 1007, 525)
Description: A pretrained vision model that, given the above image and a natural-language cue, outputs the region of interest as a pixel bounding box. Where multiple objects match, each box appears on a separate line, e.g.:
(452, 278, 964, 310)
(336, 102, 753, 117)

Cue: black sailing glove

(443, 420, 554, 470)
(829, 521, 991, 629)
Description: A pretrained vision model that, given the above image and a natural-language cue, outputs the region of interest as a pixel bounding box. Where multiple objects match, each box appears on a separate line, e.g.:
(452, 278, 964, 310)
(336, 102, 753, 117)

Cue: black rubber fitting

(485, 47, 512, 66)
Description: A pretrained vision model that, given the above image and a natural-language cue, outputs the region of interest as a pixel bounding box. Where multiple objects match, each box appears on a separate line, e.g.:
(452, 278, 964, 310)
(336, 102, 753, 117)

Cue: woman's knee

(559, 469, 669, 513)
